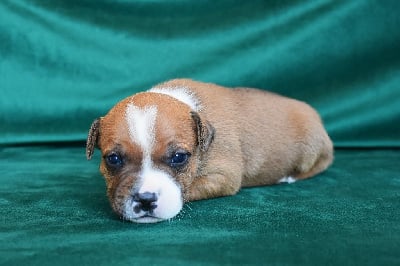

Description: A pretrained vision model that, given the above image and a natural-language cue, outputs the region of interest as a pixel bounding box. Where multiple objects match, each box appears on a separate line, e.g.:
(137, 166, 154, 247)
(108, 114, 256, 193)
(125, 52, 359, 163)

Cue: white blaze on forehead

(125, 104, 157, 154)
(149, 87, 200, 111)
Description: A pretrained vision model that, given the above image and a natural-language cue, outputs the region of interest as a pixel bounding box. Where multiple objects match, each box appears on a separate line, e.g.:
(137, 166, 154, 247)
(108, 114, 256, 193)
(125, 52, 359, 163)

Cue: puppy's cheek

(176, 170, 196, 202)
(110, 176, 136, 216)
(177, 177, 192, 202)
(99, 163, 123, 204)
(102, 174, 118, 201)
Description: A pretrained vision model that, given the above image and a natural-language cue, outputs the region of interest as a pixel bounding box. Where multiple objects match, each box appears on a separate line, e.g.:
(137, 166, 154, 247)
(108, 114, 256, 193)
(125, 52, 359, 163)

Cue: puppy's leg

(295, 139, 333, 180)
(186, 173, 242, 201)
(296, 152, 333, 179)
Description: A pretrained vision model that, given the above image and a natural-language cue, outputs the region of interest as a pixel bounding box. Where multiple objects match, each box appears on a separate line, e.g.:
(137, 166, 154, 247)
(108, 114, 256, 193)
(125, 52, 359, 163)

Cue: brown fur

(87, 79, 333, 207)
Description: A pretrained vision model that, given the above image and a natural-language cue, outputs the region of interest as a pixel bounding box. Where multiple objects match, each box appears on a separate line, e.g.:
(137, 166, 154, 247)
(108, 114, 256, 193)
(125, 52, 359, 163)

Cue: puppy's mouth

(132, 214, 164, 224)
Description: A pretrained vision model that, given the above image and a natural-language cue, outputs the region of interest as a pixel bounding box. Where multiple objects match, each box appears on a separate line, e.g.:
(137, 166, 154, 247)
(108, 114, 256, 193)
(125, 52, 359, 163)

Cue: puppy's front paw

(186, 174, 241, 201)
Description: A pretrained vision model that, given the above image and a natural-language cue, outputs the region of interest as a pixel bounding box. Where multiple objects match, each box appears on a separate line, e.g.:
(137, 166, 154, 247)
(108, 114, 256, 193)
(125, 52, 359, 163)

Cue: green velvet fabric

(1, 0, 399, 147)
(1, 147, 399, 265)
(1, 1, 399, 265)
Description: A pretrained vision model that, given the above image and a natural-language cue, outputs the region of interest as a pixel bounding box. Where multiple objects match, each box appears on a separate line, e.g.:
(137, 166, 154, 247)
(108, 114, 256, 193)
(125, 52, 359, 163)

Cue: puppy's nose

(133, 192, 158, 213)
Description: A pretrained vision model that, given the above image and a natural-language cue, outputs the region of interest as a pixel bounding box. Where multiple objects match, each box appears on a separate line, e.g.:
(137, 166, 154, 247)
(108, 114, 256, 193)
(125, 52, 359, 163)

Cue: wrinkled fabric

(1, 0, 399, 147)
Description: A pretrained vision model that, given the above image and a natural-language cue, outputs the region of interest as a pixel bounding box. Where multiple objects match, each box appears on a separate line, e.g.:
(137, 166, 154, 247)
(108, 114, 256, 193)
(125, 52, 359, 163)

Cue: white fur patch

(141, 160, 182, 218)
(125, 104, 157, 155)
(149, 87, 200, 111)
(124, 103, 183, 223)
(279, 176, 297, 184)
(122, 158, 183, 223)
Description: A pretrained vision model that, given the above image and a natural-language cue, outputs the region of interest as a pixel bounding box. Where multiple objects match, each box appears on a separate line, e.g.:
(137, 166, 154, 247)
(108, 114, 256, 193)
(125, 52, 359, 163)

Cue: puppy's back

(158, 79, 333, 185)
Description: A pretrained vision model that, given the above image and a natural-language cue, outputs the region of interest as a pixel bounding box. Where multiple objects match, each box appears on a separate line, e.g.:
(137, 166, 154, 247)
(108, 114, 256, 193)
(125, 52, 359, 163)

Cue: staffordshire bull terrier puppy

(86, 79, 333, 223)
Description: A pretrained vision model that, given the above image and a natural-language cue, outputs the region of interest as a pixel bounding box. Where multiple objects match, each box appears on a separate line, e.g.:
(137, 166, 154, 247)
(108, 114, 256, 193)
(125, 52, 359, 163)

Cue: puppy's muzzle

(133, 192, 158, 213)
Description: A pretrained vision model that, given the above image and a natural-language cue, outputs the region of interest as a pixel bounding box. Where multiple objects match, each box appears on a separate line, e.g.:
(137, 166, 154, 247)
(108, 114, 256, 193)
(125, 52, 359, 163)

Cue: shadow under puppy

(86, 79, 333, 223)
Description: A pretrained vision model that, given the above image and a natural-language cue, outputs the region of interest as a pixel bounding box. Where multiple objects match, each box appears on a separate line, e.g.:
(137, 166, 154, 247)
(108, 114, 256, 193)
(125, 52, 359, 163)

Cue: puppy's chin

(129, 216, 164, 224)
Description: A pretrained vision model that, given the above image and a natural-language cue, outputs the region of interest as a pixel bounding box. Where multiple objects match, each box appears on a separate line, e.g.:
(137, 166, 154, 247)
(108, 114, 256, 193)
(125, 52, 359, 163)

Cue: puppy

(86, 79, 333, 223)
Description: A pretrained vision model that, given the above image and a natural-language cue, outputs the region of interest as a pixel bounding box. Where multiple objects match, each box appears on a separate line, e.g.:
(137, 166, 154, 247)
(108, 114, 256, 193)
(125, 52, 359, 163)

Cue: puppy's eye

(105, 153, 123, 167)
(169, 152, 190, 168)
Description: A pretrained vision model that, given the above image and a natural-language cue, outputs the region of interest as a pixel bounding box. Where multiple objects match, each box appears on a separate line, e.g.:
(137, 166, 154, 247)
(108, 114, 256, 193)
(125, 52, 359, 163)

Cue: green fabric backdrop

(1, 0, 399, 146)
(1, 1, 399, 265)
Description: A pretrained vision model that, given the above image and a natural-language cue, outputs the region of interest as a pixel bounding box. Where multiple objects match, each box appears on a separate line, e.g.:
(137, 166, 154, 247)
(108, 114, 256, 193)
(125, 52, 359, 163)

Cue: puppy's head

(86, 89, 214, 223)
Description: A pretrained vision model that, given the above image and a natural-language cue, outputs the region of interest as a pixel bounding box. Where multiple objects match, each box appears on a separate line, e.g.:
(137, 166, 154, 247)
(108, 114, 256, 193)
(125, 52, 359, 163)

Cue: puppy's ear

(86, 118, 101, 160)
(191, 111, 215, 152)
